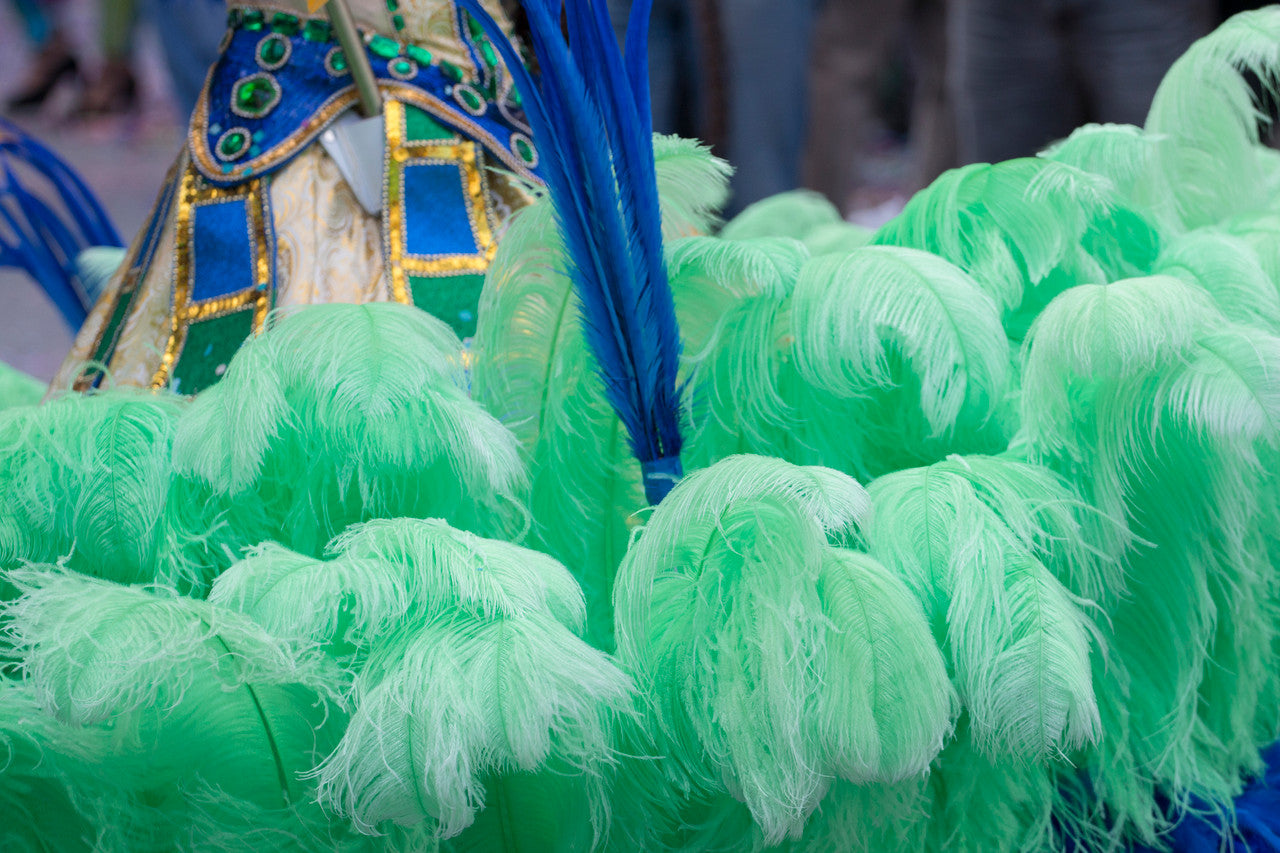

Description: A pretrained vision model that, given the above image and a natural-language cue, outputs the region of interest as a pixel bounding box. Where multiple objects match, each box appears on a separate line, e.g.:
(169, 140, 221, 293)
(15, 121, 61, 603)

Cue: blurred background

(1, 0, 221, 380)
(0, 0, 1266, 382)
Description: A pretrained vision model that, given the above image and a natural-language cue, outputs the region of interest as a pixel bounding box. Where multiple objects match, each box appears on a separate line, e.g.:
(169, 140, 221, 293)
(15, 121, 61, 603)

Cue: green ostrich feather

(719, 190, 872, 255)
(1154, 230, 1280, 331)
(866, 458, 1101, 762)
(4, 569, 355, 851)
(672, 235, 808, 468)
(0, 362, 43, 411)
(170, 302, 527, 568)
(1145, 8, 1280, 230)
(0, 389, 219, 593)
(0, 679, 120, 852)
(212, 517, 631, 846)
(1017, 274, 1280, 840)
(873, 158, 1162, 339)
(211, 518, 587, 663)
(788, 246, 1012, 479)
(614, 455, 953, 845)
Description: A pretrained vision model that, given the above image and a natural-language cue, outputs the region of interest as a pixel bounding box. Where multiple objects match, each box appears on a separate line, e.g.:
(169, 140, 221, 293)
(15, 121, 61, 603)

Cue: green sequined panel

(409, 273, 484, 339)
(170, 307, 256, 395)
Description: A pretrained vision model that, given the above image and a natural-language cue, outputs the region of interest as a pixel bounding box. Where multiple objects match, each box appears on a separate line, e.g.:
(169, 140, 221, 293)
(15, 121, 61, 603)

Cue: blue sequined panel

(190, 10, 542, 187)
(403, 160, 485, 257)
(191, 196, 257, 302)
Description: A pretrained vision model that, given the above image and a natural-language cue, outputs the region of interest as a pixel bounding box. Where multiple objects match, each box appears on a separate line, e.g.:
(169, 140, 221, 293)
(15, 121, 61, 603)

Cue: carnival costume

(51, 0, 540, 395)
(5, 1, 1280, 851)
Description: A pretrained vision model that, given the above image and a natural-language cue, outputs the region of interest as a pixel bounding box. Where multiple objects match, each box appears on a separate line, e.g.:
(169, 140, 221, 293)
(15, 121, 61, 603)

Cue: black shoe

(74, 60, 138, 117)
(6, 38, 79, 112)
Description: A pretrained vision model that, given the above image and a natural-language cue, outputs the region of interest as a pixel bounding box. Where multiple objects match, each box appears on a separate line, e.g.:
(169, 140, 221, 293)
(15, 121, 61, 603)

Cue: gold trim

(385, 99, 411, 304)
(385, 99, 499, 299)
(151, 167, 274, 390)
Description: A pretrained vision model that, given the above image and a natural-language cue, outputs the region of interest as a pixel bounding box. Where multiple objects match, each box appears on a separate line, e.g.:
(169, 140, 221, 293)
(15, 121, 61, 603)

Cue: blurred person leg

(609, 0, 703, 138)
(802, 0, 907, 214)
(907, 0, 955, 189)
(949, 0, 1081, 163)
(1070, 0, 1213, 127)
(6, 0, 78, 111)
(77, 0, 139, 115)
(721, 0, 819, 214)
(147, 0, 224, 121)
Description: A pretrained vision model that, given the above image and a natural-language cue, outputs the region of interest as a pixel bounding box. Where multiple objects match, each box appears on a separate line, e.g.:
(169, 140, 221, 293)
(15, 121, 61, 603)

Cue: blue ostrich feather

(457, 0, 684, 505)
(0, 117, 123, 329)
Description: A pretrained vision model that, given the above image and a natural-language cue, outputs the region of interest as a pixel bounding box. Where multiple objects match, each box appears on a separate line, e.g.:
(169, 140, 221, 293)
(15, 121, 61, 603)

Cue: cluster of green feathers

(5, 10, 1280, 851)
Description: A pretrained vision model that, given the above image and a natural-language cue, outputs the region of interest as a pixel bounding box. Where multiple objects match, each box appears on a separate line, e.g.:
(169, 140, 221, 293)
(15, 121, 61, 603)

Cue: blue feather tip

(0, 117, 122, 330)
(456, 0, 685, 506)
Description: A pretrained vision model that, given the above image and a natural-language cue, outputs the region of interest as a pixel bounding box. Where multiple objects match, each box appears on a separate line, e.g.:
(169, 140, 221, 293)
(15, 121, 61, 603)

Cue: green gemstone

(243, 10, 264, 31)
(440, 60, 463, 82)
(367, 34, 400, 59)
(406, 45, 433, 66)
(258, 36, 287, 66)
(457, 86, 483, 112)
(303, 19, 330, 42)
(391, 59, 414, 76)
(385, 0, 398, 10)
(218, 130, 247, 158)
(479, 41, 497, 69)
(270, 12, 299, 35)
(227, 9, 242, 27)
(392, 14, 405, 31)
(233, 75, 280, 116)
(327, 48, 347, 72)
(514, 136, 535, 163)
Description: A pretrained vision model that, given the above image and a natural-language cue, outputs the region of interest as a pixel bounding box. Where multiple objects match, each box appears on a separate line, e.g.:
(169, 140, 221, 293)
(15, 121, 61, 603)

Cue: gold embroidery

(151, 167, 274, 389)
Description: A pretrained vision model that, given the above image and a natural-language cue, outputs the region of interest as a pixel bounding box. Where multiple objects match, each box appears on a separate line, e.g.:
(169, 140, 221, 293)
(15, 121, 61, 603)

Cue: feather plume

(719, 190, 872, 256)
(4, 569, 350, 850)
(456, 0, 685, 505)
(614, 454, 952, 843)
(788, 246, 1011, 479)
(210, 518, 587, 658)
(672, 235, 807, 468)
(171, 302, 527, 567)
(315, 608, 631, 839)
(1154, 230, 1280, 332)
(873, 159, 1161, 339)
(472, 196, 642, 649)
(472, 138, 732, 647)
(1016, 273, 1280, 838)
(0, 679, 119, 852)
(210, 515, 631, 843)
(651, 134, 733, 238)
(866, 460, 1101, 760)
(0, 361, 43, 410)
(0, 388, 216, 593)
(1145, 8, 1280, 229)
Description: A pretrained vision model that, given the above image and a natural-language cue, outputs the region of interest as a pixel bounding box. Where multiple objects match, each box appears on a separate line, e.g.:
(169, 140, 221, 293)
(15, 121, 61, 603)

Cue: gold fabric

(271, 144, 391, 307)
